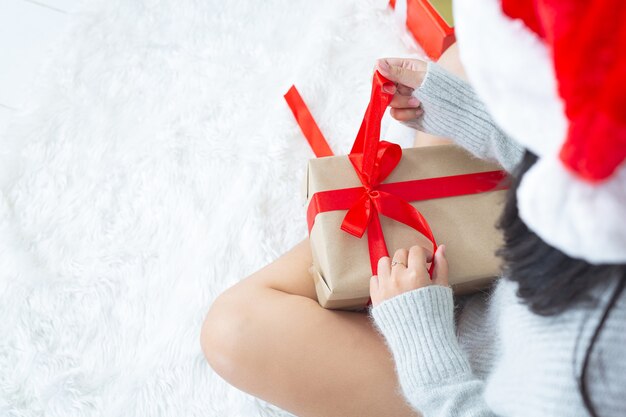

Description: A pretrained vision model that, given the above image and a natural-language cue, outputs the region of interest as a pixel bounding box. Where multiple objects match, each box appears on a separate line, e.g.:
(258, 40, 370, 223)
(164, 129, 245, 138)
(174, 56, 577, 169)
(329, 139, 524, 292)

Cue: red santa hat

(453, 0, 626, 263)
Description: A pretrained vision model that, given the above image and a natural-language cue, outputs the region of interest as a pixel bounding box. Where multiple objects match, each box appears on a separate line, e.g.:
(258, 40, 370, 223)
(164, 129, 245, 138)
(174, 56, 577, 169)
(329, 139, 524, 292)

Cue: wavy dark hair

(497, 151, 626, 417)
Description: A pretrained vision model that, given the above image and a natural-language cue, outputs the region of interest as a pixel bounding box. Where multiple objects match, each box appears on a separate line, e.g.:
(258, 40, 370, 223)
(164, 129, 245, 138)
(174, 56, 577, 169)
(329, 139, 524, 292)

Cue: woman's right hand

(375, 58, 428, 125)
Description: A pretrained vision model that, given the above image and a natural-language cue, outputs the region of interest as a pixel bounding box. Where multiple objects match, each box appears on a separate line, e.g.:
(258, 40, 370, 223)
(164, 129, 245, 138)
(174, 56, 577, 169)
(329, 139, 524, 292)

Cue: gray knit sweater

(370, 63, 626, 417)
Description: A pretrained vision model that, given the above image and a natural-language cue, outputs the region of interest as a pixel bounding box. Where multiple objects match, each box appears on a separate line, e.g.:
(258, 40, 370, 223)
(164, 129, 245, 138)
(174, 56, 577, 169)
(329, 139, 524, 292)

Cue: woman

(201, 1, 626, 416)
(200, 44, 476, 417)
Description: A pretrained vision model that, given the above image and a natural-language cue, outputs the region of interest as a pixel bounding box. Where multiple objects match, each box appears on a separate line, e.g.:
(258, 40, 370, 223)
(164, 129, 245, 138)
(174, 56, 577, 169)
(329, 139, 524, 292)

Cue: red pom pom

(502, 0, 545, 38)
(502, 0, 626, 182)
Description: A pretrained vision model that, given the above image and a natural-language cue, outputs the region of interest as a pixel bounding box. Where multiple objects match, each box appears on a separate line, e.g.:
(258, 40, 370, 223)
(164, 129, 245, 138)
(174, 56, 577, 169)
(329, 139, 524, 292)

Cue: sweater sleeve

(370, 286, 499, 417)
(406, 62, 524, 173)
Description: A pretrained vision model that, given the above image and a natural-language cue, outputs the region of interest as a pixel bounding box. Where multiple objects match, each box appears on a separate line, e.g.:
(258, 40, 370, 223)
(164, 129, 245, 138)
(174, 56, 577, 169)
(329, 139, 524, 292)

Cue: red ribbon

(284, 86, 334, 158)
(339, 71, 439, 274)
(286, 72, 508, 277)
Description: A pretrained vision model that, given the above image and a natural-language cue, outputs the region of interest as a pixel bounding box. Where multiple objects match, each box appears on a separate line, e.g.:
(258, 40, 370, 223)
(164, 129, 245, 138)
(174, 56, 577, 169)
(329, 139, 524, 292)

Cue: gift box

(286, 72, 508, 311)
(390, 0, 455, 60)
(307, 144, 507, 310)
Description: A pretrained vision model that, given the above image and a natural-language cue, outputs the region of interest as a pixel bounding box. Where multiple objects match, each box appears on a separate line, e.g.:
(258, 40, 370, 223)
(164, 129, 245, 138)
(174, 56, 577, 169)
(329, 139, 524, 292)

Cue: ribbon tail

(375, 191, 438, 277)
(366, 208, 389, 275)
(284, 86, 334, 158)
(340, 196, 389, 275)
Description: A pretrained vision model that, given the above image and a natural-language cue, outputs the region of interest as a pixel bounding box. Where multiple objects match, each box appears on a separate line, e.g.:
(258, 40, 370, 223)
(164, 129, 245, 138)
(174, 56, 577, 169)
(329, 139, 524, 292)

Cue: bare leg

(201, 239, 419, 417)
(413, 131, 452, 148)
(437, 44, 467, 80)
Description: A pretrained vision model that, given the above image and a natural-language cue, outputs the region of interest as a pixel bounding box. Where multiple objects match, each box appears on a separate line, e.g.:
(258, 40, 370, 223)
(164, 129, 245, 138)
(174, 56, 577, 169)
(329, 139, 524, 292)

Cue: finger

(390, 107, 423, 122)
(382, 83, 397, 94)
(377, 256, 392, 278)
(392, 248, 409, 268)
(396, 84, 414, 96)
(390, 94, 420, 109)
(369, 276, 380, 306)
(432, 245, 449, 286)
(370, 275, 379, 293)
(376, 58, 427, 89)
(408, 245, 432, 270)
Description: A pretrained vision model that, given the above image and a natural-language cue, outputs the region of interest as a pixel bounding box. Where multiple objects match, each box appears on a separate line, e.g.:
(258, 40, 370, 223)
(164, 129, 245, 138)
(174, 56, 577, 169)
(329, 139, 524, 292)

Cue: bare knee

(200, 284, 254, 382)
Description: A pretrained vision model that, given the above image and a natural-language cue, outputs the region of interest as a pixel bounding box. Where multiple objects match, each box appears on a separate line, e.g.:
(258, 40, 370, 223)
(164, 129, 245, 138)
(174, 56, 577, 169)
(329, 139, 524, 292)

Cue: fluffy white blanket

(0, 0, 418, 415)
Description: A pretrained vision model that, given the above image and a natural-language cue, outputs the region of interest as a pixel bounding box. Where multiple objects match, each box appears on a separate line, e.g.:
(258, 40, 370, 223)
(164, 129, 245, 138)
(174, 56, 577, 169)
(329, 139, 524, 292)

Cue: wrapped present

(390, 0, 455, 60)
(286, 73, 508, 311)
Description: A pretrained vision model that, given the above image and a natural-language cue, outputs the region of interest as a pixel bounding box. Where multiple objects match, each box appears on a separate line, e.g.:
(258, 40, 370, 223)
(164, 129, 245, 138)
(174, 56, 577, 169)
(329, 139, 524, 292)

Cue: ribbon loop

(342, 140, 404, 240)
(349, 72, 396, 184)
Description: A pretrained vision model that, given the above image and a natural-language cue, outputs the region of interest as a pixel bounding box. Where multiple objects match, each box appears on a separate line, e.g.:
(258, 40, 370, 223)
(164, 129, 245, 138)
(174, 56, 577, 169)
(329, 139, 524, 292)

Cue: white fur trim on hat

(519, 158, 626, 264)
(453, 0, 567, 156)
(453, 0, 626, 263)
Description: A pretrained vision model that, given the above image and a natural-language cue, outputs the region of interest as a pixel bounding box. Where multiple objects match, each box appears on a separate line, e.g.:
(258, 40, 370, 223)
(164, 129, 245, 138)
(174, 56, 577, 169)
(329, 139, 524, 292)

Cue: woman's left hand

(370, 245, 449, 307)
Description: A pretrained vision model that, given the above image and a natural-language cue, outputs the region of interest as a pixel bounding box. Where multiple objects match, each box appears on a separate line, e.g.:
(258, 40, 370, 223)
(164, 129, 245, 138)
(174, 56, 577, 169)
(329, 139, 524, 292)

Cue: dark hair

(497, 150, 626, 417)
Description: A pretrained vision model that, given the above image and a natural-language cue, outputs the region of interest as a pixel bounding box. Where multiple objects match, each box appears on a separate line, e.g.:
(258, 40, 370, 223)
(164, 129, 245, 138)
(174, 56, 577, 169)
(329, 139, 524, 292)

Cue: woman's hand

(375, 58, 427, 125)
(370, 244, 448, 307)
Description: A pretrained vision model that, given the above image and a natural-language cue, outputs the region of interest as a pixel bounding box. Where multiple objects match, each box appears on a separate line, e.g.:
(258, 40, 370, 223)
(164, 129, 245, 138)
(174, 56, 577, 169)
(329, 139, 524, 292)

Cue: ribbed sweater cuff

(370, 286, 473, 387)
(415, 62, 499, 155)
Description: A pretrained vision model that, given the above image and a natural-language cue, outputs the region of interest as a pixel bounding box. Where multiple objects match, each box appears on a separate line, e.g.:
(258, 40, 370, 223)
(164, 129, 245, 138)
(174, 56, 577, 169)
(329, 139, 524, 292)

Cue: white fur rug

(0, 1, 419, 415)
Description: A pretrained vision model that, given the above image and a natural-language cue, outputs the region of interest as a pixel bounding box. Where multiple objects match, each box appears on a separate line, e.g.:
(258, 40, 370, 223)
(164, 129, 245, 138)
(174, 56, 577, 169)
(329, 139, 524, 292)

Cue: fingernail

(408, 97, 419, 106)
(416, 109, 423, 116)
(383, 84, 396, 94)
(438, 244, 446, 255)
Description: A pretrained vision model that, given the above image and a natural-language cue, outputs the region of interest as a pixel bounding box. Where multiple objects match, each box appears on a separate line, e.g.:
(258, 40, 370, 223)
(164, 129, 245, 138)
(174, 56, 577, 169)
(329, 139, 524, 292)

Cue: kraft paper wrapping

(306, 144, 506, 311)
